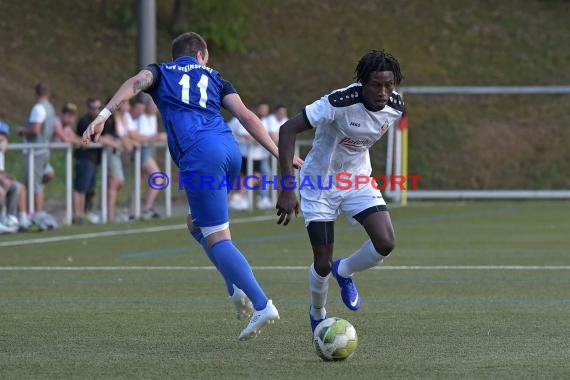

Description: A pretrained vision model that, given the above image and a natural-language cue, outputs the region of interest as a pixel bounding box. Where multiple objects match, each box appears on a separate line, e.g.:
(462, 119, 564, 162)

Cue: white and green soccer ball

(313, 317, 358, 361)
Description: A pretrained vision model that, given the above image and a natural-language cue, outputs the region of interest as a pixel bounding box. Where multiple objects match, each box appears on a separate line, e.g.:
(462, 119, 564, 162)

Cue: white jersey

(301, 83, 405, 200)
(227, 117, 248, 157)
(127, 113, 158, 137)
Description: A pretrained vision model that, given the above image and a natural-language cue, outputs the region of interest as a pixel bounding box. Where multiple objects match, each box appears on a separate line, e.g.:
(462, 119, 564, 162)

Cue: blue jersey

(146, 56, 237, 166)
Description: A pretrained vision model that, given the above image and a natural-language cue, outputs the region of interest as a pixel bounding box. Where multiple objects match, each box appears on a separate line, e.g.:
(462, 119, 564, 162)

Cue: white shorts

(300, 183, 386, 226)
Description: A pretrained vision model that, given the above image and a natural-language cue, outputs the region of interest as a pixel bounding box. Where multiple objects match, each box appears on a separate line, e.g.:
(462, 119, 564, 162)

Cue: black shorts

(240, 157, 262, 174)
(74, 158, 97, 192)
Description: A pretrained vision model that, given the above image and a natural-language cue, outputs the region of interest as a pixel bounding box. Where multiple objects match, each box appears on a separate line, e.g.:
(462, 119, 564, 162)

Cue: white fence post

(27, 149, 35, 214)
(164, 146, 171, 218)
(100, 148, 108, 224)
(65, 145, 72, 225)
(246, 144, 254, 210)
(134, 146, 142, 219)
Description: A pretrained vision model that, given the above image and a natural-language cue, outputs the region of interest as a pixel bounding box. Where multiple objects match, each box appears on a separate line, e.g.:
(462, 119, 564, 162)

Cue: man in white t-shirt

(256, 103, 279, 209)
(16, 83, 56, 212)
(266, 104, 288, 144)
(227, 116, 250, 210)
(275, 50, 406, 333)
(127, 96, 167, 220)
(229, 103, 274, 210)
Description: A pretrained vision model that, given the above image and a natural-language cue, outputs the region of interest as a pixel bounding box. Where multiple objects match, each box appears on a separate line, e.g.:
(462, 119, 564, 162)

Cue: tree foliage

(172, 0, 247, 53)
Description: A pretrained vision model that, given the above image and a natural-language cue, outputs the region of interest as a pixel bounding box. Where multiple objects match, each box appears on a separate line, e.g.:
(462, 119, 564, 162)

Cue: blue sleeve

(144, 64, 161, 93)
(220, 76, 237, 98)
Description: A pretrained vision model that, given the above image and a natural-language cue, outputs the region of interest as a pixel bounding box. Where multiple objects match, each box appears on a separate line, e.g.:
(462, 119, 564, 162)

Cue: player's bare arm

(81, 69, 154, 144)
(276, 113, 311, 226)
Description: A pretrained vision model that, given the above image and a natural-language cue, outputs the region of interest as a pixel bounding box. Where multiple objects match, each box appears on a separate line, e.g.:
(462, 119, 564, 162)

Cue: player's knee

(314, 258, 332, 277)
(312, 245, 333, 276)
(372, 235, 395, 257)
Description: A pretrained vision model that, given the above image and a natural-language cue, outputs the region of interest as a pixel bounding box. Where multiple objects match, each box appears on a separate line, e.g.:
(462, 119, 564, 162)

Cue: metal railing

(3, 141, 171, 224)
(387, 85, 570, 202)
(1, 140, 313, 223)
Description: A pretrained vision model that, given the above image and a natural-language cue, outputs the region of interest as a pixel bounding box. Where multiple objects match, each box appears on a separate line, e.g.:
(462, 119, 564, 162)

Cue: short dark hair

(130, 94, 146, 106)
(35, 82, 50, 97)
(171, 32, 207, 60)
(354, 50, 403, 85)
(86, 97, 100, 107)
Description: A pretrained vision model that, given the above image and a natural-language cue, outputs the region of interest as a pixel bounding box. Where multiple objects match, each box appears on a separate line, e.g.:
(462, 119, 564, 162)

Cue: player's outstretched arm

(82, 69, 154, 144)
(276, 114, 311, 226)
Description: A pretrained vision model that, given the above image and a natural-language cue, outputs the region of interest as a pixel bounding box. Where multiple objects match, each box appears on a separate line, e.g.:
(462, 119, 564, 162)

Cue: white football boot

(238, 300, 279, 341)
(230, 285, 254, 320)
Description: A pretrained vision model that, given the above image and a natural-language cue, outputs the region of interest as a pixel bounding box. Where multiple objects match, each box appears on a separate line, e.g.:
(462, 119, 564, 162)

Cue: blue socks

(190, 229, 233, 296)
(190, 230, 268, 310)
(209, 239, 268, 310)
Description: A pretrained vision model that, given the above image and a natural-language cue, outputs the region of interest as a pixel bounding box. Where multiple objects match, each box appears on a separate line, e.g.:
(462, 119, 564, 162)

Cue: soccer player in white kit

(276, 50, 405, 331)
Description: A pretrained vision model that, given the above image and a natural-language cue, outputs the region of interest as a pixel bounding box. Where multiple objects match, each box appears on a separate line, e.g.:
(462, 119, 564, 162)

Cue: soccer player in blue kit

(82, 32, 301, 341)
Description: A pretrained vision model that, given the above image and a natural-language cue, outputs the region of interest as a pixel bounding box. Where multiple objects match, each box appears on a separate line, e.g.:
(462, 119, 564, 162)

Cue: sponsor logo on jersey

(339, 136, 371, 148)
(349, 121, 361, 128)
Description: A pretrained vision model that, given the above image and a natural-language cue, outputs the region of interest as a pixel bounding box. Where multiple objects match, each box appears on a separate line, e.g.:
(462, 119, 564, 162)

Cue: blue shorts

(179, 134, 241, 227)
(131, 146, 156, 163)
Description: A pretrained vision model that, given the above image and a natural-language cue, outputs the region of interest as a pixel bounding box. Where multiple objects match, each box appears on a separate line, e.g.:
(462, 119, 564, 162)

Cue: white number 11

(178, 74, 209, 107)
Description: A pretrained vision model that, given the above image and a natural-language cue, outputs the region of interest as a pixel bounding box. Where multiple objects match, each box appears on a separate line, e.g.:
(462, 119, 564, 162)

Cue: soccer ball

(313, 317, 358, 361)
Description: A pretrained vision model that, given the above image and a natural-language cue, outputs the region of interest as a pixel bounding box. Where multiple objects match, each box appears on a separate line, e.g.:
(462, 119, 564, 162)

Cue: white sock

(309, 264, 329, 320)
(338, 240, 383, 277)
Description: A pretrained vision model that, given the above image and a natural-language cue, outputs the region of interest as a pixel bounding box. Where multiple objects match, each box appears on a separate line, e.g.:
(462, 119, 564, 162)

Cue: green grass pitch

(0, 201, 569, 379)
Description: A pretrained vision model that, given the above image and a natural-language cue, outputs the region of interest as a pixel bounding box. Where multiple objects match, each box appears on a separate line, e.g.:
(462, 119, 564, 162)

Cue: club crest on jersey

(350, 121, 361, 128)
(380, 120, 390, 132)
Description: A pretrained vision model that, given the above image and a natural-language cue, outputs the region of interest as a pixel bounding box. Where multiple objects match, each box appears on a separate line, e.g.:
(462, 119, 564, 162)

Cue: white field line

(0, 215, 275, 247)
(0, 265, 569, 271)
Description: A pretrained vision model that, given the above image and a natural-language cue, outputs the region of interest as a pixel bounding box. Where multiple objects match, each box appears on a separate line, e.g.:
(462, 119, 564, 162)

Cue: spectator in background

(73, 97, 103, 224)
(257, 102, 276, 210)
(228, 109, 264, 210)
(229, 102, 276, 210)
(0, 172, 31, 233)
(112, 101, 138, 222)
(0, 116, 8, 171)
(114, 101, 138, 156)
(0, 183, 13, 233)
(0, 121, 32, 232)
(100, 98, 127, 223)
(272, 104, 289, 141)
(228, 116, 249, 164)
(126, 96, 167, 220)
(16, 82, 56, 212)
(227, 116, 250, 210)
(52, 102, 82, 144)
